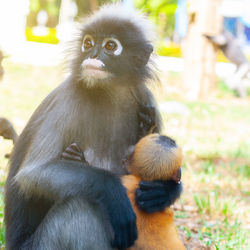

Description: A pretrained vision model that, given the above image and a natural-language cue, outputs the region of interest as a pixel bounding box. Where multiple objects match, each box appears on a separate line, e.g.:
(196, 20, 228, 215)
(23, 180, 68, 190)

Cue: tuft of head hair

(129, 134, 182, 181)
(85, 3, 156, 42)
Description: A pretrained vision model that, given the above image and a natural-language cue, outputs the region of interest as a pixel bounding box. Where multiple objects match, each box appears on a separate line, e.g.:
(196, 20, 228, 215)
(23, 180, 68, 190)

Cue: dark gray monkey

(204, 31, 249, 97)
(4, 4, 177, 250)
(0, 117, 18, 158)
(0, 51, 18, 157)
(0, 117, 18, 143)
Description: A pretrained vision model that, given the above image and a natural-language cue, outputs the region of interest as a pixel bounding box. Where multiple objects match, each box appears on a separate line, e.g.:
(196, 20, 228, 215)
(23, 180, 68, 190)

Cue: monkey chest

(66, 105, 138, 173)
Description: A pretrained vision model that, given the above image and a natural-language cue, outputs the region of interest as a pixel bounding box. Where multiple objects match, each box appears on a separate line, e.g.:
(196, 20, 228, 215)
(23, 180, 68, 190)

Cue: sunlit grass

(0, 193, 5, 248)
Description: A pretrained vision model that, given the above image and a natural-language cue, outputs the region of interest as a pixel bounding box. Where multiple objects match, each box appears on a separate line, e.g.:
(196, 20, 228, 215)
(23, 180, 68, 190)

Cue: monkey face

(80, 34, 123, 86)
(75, 13, 154, 88)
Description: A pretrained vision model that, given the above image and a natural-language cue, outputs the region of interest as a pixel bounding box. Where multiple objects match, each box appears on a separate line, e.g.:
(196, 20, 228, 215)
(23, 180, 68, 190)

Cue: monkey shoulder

(9, 81, 76, 173)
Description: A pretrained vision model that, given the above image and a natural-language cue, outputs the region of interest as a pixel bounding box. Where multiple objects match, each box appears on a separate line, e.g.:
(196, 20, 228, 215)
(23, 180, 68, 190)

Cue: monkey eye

(82, 35, 94, 52)
(84, 39, 93, 49)
(105, 41, 117, 51)
(102, 38, 123, 55)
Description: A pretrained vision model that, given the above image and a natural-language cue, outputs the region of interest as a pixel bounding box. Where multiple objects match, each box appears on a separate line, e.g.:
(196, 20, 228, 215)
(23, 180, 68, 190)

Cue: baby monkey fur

(123, 133, 185, 250)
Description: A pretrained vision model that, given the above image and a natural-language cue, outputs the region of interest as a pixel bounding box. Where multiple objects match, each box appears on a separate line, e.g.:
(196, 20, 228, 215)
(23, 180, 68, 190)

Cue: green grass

(0, 60, 250, 249)
(0, 193, 5, 248)
(198, 219, 249, 250)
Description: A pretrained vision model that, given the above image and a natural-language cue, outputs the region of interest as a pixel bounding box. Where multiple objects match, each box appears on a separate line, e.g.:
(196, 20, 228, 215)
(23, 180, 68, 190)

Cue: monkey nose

(171, 168, 181, 184)
(82, 58, 105, 70)
(90, 47, 99, 59)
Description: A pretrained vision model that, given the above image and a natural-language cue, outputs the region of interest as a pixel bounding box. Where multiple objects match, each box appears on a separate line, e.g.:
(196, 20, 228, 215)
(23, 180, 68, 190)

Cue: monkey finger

(111, 216, 136, 248)
(65, 145, 82, 156)
(69, 142, 83, 153)
(139, 106, 156, 124)
(136, 188, 166, 202)
(144, 105, 156, 118)
(61, 152, 82, 162)
(111, 228, 122, 248)
(129, 218, 138, 247)
(112, 227, 126, 249)
(138, 199, 168, 213)
(139, 180, 165, 190)
(138, 112, 152, 126)
(64, 144, 87, 161)
(152, 125, 159, 133)
(64, 148, 83, 159)
(137, 183, 183, 212)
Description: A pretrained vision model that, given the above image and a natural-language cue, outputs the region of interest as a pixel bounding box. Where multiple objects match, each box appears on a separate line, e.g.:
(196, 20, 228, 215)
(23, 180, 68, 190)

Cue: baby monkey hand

(61, 143, 88, 164)
(136, 179, 183, 213)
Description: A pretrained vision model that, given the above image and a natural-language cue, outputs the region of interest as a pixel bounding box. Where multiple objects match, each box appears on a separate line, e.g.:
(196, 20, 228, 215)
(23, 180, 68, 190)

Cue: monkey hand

(136, 180, 183, 213)
(108, 185, 138, 249)
(61, 143, 137, 248)
(138, 104, 158, 139)
(61, 143, 88, 164)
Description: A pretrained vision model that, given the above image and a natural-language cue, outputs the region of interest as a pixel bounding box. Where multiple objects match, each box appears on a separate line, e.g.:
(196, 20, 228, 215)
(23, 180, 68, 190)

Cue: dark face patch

(78, 17, 153, 84)
(156, 135, 177, 149)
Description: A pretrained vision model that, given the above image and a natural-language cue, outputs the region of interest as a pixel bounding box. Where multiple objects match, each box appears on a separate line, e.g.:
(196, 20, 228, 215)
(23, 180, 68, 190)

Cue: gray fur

(27, 198, 112, 250)
(5, 4, 162, 250)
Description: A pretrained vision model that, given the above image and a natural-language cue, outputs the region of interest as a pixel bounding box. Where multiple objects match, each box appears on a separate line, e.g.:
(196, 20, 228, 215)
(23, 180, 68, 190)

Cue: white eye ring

(102, 38, 123, 56)
(82, 34, 95, 52)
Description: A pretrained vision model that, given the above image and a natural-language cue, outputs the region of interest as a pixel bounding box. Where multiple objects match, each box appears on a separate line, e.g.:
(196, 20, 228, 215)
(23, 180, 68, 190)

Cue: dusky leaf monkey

(204, 31, 249, 98)
(0, 117, 18, 158)
(0, 117, 18, 143)
(0, 50, 18, 157)
(5, 4, 175, 250)
(62, 134, 185, 250)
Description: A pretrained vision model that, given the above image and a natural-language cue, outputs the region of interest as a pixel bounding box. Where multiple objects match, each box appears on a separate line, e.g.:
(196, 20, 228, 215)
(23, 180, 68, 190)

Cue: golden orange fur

(123, 134, 185, 250)
(128, 134, 182, 181)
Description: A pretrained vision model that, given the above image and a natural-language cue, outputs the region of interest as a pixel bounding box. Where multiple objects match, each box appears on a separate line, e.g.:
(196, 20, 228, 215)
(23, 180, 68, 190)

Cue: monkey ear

(127, 145, 136, 157)
(134, 43, 153, 66)
(122, 145, 136, 166)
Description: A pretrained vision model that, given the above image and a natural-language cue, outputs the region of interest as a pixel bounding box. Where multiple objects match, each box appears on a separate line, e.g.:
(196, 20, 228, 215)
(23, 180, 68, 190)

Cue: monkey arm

(136, 180, 183, 213)
(0, 117, 18, 142)
(15, 160, 137, 248)
(136, 87, 162, 140)
(138, 105, 158, 137)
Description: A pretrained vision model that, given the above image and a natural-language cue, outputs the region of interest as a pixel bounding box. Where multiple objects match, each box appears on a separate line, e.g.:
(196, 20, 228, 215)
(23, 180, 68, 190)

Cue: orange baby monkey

(122, 133, 185, 250)
(61, 134, 185, 250)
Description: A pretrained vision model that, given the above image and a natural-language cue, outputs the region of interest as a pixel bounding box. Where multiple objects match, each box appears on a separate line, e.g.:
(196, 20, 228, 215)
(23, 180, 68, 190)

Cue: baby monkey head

(127, 134, 183, 182)
(72, 4, 155, 88)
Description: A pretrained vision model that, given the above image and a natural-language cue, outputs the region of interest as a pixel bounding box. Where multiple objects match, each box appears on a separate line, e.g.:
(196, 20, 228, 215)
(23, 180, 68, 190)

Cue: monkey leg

(23, 197, 112, 250)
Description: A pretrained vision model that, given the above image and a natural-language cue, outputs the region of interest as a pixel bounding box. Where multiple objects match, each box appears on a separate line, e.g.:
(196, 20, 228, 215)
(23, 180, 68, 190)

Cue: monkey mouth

(83, 67, 109, 79)
(81, 58, 110, 80)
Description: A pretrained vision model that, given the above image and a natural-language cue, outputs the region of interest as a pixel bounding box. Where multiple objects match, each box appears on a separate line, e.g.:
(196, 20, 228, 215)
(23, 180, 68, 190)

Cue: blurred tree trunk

(182, 0, 223, 100)
(89, 0, 98, 11)
(58, 0, 71, 25)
